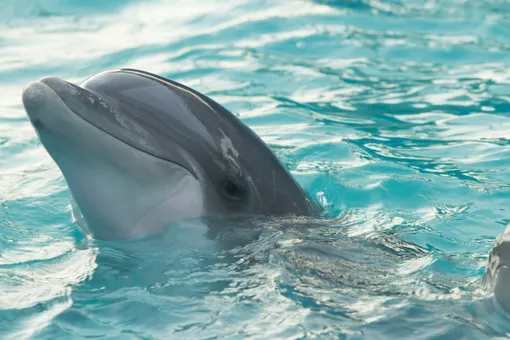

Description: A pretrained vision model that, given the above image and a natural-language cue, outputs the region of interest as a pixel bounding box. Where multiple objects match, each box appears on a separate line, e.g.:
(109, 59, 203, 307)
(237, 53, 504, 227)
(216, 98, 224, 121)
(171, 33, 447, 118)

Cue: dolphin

(483, 225, 510, 313)
(22, 69, 321, 241)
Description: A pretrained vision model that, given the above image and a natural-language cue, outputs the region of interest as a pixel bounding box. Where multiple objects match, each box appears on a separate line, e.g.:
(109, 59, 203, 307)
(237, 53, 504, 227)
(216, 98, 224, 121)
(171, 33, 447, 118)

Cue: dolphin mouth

(22, 77, 198, 179)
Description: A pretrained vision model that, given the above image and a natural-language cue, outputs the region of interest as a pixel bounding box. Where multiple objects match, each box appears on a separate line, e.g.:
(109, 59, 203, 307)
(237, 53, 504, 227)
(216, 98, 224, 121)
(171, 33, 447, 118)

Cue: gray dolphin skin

(22, 69, 321, 240)
(483, 226, 510, 313)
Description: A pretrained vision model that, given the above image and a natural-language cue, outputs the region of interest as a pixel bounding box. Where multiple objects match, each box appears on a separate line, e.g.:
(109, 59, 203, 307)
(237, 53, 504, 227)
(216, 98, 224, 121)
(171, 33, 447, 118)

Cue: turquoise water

(2, 0, 510, 338)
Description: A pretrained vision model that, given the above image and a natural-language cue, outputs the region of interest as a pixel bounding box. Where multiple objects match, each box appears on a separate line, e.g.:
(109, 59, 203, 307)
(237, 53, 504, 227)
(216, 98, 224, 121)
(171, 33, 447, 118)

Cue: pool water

(1, 0, 510, 338)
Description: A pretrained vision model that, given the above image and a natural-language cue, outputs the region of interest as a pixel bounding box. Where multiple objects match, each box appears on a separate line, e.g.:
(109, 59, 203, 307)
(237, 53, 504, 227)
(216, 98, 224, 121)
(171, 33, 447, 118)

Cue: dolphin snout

(22, 81, 53, 116)
(22, 77, 78, 131)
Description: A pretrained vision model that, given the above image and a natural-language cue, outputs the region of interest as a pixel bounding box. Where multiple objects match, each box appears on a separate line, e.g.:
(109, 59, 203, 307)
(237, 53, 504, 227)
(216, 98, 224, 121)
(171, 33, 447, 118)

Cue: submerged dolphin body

(22, 69, 321, 240)
(483, 226, 510, 313)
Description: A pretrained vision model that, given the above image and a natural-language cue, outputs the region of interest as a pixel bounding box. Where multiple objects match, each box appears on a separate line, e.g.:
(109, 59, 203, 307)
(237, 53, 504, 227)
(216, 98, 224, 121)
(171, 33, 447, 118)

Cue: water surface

(1, 0, 510, 338)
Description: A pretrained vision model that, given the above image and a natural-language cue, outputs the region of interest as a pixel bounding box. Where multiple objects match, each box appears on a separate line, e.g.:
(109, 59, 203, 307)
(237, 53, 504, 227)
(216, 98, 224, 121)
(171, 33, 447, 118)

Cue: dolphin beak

(23, 76, 98, 115)
(22, 80, 65, 130)
(23, 76, 116, 131)
(38, 76, 85, 100)
(22, 81, 53, 114)
(22, 77, 88, 109)
(37, 76, 105, 112)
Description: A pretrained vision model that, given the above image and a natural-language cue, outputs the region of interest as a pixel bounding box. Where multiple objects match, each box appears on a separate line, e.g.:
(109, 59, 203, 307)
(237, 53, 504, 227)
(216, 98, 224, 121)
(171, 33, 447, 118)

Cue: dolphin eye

(222, 177, 247, 201)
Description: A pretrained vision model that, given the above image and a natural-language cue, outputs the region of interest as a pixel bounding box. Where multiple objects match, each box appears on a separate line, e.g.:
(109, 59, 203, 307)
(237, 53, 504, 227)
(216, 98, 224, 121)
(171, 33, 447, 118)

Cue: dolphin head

(483, 226, 510, 313)
(22, 69, 320, 240)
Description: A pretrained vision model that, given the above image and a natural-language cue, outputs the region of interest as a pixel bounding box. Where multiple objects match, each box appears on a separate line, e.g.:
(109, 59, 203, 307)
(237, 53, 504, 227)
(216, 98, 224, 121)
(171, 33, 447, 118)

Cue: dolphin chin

(23, 69, 321, 241)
